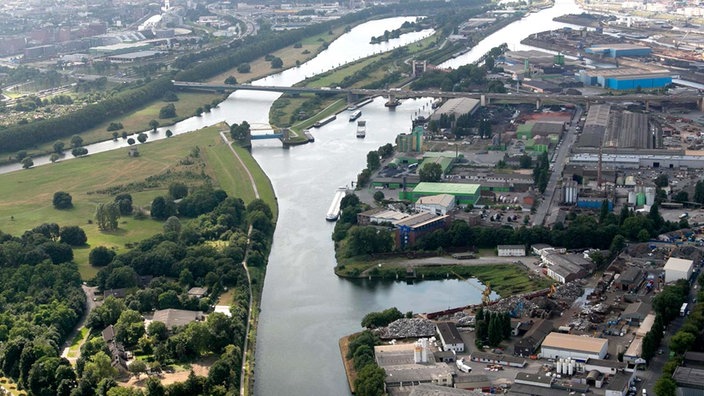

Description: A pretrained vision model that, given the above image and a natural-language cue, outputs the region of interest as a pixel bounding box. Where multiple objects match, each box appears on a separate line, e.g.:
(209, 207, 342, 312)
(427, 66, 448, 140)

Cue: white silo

(562, 359, 569, 375)
(414, 342, 422, 363)
(568, 360, 574, 376)
(556, 359, 562, 374)
(628, 191, 637, 205)
(421, 338, 428, 363)
(645, 187, 656, 206)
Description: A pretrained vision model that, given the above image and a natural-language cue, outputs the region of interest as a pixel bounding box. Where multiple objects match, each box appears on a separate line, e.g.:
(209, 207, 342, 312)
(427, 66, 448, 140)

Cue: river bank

(335, 255, 551, 298)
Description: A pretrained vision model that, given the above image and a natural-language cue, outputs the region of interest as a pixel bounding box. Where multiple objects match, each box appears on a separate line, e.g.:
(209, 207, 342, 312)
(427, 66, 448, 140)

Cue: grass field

(336, 260, 550, 297)
(0, 92, 224, 161)
(0, 122, 273, 280)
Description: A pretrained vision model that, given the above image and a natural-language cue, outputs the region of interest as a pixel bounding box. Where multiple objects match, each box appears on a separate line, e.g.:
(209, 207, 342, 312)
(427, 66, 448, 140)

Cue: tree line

(0, 77, 173, 152)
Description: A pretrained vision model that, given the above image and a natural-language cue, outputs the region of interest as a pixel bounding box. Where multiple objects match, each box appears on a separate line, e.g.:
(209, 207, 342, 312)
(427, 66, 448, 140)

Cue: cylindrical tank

(568, 361, 574, 376)
(645, 187, 656, 206)
(556, 359, 562, 374)
(414, 344, 422, 363)
(563, 359, 569, 375)
(564, 183, 578, 204)
(421, 341, 428, 363)
(637, 193, 646, 206)
(628, 191, 637, 205)
(616, 176, 624, 186)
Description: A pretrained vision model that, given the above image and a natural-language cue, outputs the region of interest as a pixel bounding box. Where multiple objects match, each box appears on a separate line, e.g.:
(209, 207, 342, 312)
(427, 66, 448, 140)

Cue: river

(250, 2, 582, 394)
(0, 3, 582, 394)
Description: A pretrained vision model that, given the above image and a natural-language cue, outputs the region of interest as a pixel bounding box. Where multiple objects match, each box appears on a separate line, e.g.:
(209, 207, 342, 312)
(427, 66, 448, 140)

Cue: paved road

(60, 285, 99, 363)
(533, 106, 583, 226)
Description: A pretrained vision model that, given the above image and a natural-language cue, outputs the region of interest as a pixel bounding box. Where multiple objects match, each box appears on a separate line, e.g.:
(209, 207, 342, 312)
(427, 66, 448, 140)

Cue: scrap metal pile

(378, 318, 436, 339)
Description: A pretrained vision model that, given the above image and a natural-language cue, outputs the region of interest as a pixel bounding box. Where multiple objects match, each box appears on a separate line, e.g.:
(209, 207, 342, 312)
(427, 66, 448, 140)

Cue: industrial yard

(347, 239, 702, 396)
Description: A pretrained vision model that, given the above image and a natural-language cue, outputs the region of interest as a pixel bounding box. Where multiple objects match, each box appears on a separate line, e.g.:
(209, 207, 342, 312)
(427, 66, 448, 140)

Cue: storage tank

(564, 182, 578, 204)
(556, 359, 562, 374)
(421, 338, 428, 363)
(645, 187, 656, 206)
(636, 193, 646, 206)
(414, 342, 422, 363)
(568, 360, 574, 376)
(616, 176, 624, 186)
(628, 191, 637, 205)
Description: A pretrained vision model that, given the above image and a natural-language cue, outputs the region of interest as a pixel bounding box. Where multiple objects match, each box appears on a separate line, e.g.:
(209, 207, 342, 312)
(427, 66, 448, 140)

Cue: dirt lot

(119, 359, 213, 389)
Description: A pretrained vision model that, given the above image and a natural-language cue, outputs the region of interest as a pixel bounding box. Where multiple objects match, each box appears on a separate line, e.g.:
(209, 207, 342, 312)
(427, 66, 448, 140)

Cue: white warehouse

(663, 257, 694, 283)
(540, 333, 608, 361)
(497, 245, 526, 257)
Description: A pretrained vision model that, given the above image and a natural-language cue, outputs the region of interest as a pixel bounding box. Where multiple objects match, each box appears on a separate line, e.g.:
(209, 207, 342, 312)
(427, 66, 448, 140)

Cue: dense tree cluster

(0, 185, 274, 395)
(0, 227, 84, 393)
(346, 331, 385, 396)
(413, 204, 678, 253)
(361, 307, 403, 329)
(651, 278, 703, 396)
(474, 308, 511, 348)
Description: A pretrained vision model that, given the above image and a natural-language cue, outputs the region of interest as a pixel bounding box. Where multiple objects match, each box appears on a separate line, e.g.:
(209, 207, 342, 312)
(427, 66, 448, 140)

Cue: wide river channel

(0, 1, 582, 393)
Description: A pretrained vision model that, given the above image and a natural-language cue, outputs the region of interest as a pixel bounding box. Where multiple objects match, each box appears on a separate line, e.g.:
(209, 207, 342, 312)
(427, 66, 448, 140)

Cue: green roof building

(400, 182, 481, 205)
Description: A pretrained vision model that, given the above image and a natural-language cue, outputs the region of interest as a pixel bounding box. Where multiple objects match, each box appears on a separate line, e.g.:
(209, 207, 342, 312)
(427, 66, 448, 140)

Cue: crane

(547, 283, 558, 298)
(452, 271, 492, 305)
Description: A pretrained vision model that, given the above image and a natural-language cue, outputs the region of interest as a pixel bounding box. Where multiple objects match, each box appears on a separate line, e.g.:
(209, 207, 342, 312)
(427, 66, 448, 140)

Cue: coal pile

(378, 318, 436, 339)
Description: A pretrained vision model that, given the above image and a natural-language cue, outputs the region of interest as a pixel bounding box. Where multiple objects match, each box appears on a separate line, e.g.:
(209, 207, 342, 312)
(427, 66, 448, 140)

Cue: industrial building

(578, 104, 610, 148)
(604, 372, 632, 396)
(436, 322, 465, 352)
(497, 245, 526, 257)
(663, 257, 694, 283)
(514, 320, 554, 357)
(542, 253, 594, 284)
(401, 182, 482, 206)
(416, 194, 456, 215)
(672, 367, 704, 395)
(430, 98, 480, 121)
(578, 68, 672, 90)
(540, 333, 609, 361)
(584, 43, 652, 58)
(374, 341, 456, 390)
(569, 152, 704, 170)
(603, 111, 652, 149)
(394, 212, 450, 249)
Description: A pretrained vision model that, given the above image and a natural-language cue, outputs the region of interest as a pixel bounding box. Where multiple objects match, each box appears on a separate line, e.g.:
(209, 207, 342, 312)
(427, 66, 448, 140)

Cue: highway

(533, 106, 583, 227)
(172, 81, 704, 106)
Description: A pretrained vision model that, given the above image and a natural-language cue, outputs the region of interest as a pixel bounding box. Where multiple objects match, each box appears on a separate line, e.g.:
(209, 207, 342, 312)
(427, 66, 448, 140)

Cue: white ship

(325, 187, 348, 221)
(356, 120, 366, 138)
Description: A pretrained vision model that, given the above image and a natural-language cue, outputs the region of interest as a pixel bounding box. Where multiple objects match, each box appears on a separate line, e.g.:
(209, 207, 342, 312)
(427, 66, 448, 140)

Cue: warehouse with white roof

(539, 333, 608, 361)
(664, 257, 694, 283)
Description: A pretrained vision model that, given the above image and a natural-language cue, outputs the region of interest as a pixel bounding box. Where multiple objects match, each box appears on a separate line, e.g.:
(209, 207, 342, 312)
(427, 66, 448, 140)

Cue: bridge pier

(347, 92, 358, 106)
(645, 100, 649, 112)
(385, 93, 399, 107)
(536, 98, 542, 110)
(480, 94, 488, 107)
(699, 97, 704, 112)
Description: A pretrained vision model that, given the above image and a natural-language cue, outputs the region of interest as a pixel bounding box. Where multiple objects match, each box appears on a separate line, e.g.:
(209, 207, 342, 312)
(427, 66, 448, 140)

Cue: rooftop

(515, 372, 554, 385)
(152, 309, 204, 329)
(673, 366, 704, 389)
(541, 333, 608, 353)
(413, 182, 481, 196)
(498, 245, 525, 250)
(416, 194, 455, 208)
(408, 383, 481, 396)
(585, 358, 627, 369)
(606, 372, 631, 391)
(436, 322, 463, 345)
(664, 257, 694, 272)
(394, 212, 447, 229)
